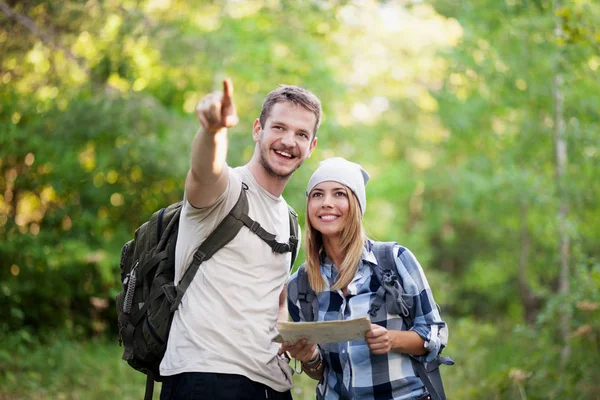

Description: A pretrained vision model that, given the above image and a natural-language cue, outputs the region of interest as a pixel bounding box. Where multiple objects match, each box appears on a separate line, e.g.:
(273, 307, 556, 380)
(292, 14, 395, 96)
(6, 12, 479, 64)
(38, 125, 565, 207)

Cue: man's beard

(259, 147, 301, 180)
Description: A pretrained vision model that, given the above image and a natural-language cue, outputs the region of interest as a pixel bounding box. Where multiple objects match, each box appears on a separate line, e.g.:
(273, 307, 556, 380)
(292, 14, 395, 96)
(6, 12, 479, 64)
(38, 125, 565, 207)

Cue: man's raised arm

(185, 78, 239, 208)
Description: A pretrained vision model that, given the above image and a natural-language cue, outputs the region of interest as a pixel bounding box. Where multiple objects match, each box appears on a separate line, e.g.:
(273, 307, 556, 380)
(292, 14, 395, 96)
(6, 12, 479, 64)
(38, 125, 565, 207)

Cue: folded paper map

(273, 317, 371, 344)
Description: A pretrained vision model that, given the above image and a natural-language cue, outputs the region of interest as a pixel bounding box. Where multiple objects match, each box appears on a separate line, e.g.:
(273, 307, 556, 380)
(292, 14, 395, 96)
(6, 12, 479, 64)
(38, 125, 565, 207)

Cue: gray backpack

(116, 183, 299, 400)
(295, 241, 453, 400)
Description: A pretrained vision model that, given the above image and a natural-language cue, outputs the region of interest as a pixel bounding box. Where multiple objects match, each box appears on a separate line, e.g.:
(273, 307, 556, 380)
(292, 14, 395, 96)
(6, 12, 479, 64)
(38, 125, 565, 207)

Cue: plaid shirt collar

(319, 240, 378, 287)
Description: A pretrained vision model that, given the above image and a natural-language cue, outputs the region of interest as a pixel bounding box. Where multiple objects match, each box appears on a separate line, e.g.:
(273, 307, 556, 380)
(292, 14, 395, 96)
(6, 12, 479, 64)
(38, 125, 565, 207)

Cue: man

(159, 79, 321, 400)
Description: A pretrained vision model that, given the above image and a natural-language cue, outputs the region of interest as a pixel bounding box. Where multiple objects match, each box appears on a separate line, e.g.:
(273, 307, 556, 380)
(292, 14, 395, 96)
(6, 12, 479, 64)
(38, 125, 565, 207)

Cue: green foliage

(1, 0, 599, 398)
(0, 92, 187, 335)
(426, 0, 600, 321)
(0, 332, 162, 400)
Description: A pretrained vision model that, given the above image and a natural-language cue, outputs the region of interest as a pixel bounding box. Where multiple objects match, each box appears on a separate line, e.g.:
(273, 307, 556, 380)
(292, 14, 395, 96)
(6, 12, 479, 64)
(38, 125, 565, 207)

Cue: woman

(283, 157, 447, 400)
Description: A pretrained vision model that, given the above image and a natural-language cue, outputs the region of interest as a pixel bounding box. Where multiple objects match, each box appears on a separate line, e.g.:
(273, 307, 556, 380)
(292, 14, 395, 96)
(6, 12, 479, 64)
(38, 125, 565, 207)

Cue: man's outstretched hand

(195, 78, 239, 133)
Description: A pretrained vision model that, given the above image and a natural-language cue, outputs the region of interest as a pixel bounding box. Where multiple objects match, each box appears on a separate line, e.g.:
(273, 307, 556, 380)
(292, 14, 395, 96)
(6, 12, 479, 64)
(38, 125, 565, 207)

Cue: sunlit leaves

(1, 1, 597, 375)
(427, 0, 600, 333)
(78, 143, 96, 172)
(109, 193, 124, 206)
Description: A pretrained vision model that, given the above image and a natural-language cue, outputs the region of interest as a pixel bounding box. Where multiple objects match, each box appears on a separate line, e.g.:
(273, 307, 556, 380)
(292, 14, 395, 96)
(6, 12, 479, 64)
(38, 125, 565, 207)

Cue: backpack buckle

(272, 242, 290, 254)
(193, 251, 206, 264)
(381, 270, 396, 285)
(368, 305, 379, 317)
(249, 221, 260, 233)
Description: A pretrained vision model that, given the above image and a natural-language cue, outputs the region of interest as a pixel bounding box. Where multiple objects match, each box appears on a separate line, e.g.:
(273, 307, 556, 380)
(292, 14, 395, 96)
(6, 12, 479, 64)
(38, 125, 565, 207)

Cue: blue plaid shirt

(287, 240, 446, 400)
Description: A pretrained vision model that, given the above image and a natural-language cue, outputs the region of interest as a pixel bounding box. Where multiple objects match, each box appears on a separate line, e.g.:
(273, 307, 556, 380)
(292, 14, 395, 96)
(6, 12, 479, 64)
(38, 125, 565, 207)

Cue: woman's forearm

(390, 329, 427, 356)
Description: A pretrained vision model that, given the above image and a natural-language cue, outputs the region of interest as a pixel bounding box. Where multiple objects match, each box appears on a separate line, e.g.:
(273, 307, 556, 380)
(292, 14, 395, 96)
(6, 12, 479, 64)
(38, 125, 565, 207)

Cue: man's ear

(306, 136, 318, 158)
(252, 119, 262, 143)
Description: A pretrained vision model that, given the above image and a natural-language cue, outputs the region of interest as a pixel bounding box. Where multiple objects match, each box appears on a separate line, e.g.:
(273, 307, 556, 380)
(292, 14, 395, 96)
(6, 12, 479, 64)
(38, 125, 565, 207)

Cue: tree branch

(0, 1, 89, 75)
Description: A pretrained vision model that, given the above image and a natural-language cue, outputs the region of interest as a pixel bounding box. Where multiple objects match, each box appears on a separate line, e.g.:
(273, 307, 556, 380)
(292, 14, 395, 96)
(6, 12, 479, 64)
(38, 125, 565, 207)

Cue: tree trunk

(553, 0, 570, 366)
(518, 203, 540, 324)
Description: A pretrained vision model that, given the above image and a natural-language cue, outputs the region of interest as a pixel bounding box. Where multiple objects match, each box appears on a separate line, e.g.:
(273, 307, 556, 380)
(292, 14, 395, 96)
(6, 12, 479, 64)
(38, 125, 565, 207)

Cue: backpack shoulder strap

(287, 206, 299, 270)
(368, 241, 412, 322)
(171, 184, 301, 311)
(233, 194, 297, 256)
(296, 265, 318, 322)
(372, 241, 398, 274)
(170, 185, 250, 311)
(371, 241, 451, 400)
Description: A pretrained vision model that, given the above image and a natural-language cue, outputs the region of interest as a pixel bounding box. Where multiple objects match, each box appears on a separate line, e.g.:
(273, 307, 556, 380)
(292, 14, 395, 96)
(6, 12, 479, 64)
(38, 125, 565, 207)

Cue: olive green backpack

(116, 184, 299, 400)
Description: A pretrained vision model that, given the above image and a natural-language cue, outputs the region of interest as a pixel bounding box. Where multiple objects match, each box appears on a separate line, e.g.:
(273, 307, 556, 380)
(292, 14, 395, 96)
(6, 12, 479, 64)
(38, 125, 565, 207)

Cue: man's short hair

(259, 85, 322, 138)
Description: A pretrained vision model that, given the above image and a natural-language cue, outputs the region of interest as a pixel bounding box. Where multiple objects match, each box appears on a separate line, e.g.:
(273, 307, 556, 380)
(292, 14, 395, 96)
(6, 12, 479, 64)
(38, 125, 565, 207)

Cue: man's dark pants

(160, 372, 293, 400)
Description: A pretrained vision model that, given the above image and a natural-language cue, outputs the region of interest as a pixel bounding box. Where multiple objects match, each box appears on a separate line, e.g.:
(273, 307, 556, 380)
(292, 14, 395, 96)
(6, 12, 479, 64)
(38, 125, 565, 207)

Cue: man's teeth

(276, 150, 292, 158)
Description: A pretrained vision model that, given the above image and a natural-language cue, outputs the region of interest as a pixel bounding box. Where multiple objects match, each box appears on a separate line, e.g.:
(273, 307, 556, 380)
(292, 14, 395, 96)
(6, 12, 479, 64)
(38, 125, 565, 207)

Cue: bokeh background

(1, 0, 599, 399)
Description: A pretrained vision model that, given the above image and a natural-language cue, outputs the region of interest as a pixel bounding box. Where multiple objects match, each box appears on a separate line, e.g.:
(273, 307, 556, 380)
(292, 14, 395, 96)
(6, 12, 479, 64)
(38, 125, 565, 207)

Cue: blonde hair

(305, 187, 366, 293)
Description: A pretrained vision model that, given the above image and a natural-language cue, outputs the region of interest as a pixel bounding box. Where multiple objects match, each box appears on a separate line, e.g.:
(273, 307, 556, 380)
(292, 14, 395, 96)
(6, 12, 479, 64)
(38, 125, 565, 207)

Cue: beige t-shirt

(159, 166, 294, 392)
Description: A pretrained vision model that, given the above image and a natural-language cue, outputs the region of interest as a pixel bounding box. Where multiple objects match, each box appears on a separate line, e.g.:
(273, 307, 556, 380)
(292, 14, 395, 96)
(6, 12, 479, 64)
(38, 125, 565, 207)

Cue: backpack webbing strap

(369, 242, 412, 321)
(412, 361, 444, 400)
(144, 372, 155, 400)
(371, 242, 397, 274)
(130, 276, 175, 326)
(157, 207, 167, 242)
(170, 185, 298, 312)
(136, 249, 169, 284)
(367, 284, 389, 317)
(170, 185, 250, 312)
(237, 213, 295, 255)
(287, 206, 299, 269)
(296, 266, 318, 322)
(370, 241, 448, 400)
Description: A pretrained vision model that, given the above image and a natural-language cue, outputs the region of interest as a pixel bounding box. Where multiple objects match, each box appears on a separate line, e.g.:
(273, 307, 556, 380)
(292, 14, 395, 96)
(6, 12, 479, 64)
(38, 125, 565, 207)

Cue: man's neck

(246, 158, 289, 197)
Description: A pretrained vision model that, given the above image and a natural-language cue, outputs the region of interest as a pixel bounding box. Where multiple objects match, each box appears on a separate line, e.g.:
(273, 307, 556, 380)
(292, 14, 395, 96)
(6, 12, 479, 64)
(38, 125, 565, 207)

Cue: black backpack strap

(144, 372, 155, 400)
(288, 206, 299, 269)
(170, 184, 300, 312)
(296, 266, 318, 322)
(170, 185, 250, 311)
(236, 212, 295, 255)
(157, 207, 167, 242)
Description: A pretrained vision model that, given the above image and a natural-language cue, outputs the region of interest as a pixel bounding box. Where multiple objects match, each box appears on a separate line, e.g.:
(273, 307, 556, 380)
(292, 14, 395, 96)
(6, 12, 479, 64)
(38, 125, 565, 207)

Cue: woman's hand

(279, 339, 318, 363)
(365, 323, 393, 354)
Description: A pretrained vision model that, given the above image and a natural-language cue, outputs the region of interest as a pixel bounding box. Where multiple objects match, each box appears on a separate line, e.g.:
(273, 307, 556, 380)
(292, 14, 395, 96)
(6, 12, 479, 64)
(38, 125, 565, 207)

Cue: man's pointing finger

(221, 78, 239, 128)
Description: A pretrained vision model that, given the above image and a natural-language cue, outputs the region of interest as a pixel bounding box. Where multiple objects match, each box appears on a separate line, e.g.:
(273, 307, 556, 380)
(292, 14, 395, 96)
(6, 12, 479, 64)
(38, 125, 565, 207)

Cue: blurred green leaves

(0, 1, 599, 398)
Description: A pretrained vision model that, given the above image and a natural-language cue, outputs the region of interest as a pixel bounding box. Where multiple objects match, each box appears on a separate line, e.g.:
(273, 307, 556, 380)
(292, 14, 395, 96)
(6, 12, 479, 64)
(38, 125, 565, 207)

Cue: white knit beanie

(306, 157, 370, 216)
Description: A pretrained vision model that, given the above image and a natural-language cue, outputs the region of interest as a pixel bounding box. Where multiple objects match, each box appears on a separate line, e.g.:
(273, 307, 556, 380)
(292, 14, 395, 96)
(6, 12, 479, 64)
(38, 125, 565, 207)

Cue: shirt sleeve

(394, 245, 446, 362)
(182, 166, 241, 221)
